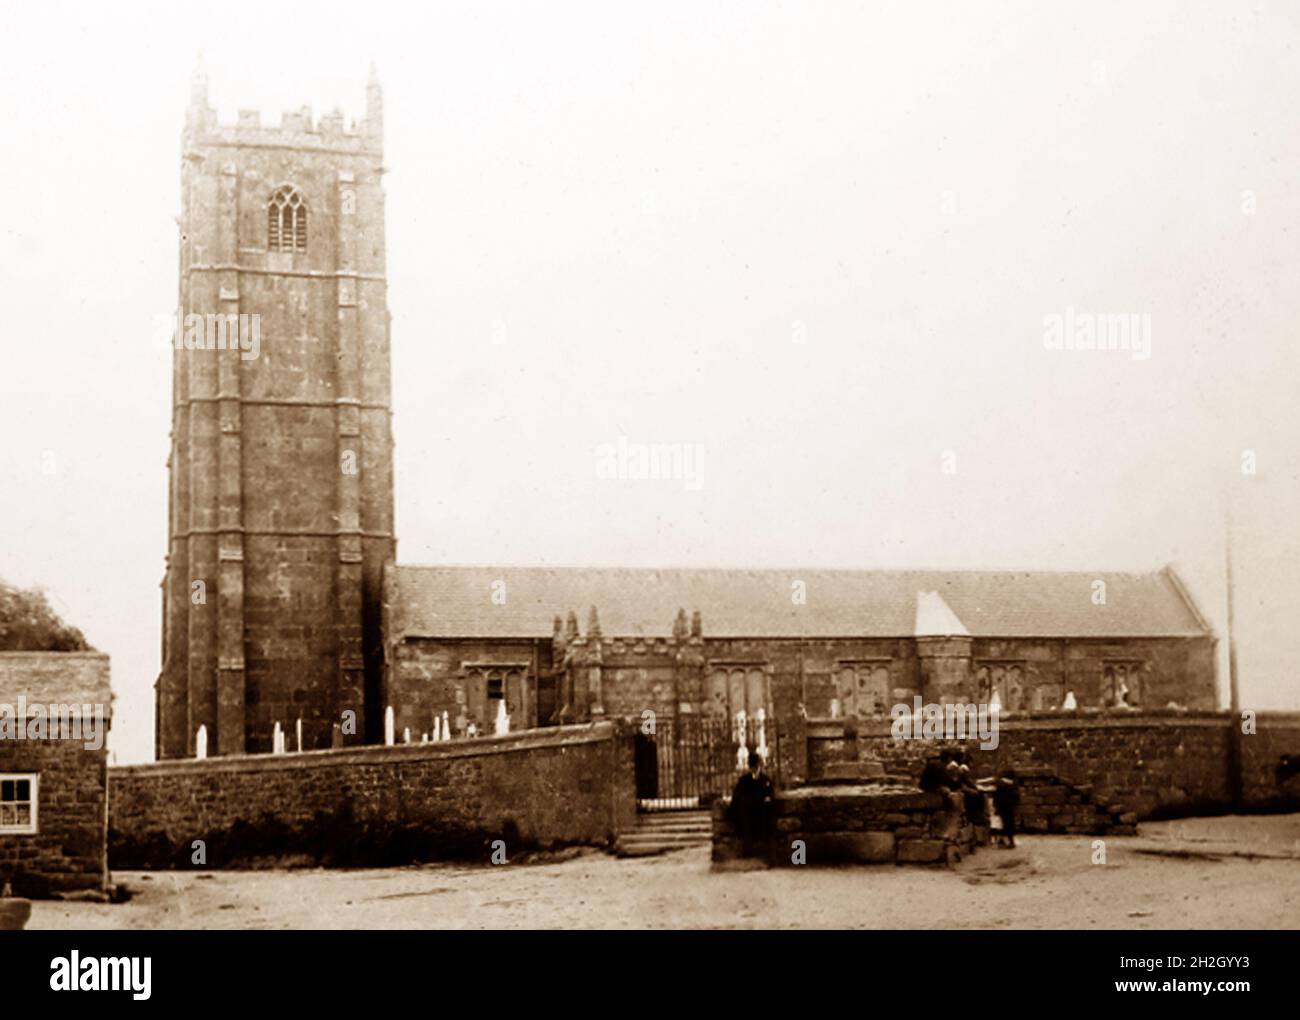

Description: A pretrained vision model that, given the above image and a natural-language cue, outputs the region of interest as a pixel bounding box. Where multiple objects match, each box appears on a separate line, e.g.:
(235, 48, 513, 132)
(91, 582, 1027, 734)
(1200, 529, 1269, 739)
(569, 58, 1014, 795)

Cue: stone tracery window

(975, 661, 1026, 712)
(267, 185, 307, 253)
(706, 665, 768, 720)
(1103, 661, 1143, 707)
(834, 661, 891, 718)
(462, 663, 526, 730)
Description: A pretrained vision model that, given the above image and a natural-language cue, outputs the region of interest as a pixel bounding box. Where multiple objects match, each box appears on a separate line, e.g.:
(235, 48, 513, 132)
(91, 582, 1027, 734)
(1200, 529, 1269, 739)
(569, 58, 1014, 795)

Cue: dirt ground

(29, 814, 1300, 930)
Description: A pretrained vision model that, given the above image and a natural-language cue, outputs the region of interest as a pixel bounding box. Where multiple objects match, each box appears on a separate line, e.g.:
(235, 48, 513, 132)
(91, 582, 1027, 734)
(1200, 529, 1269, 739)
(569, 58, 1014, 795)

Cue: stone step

(615, 831, 711, 857)
(634, 810, 709, 822)
(630, 826, 712, 839)
(620, 831, 709, 845)
(615, 808, 714, 857)
(633, 816, 711, 832)
(616, 843, 686, 858)
(627, 820, 710, 833)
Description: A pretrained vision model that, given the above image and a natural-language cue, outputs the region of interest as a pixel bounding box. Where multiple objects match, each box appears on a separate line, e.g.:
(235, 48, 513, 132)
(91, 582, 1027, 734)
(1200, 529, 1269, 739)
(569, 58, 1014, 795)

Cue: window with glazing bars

(267, 185, 307, 253)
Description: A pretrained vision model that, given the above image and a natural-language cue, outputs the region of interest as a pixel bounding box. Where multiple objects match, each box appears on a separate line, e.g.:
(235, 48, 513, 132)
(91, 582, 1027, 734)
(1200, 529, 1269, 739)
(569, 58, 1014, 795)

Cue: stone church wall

(967, 636, 1216, 711)
(390, 629, 1216, 782)
(386, 637, 550, 740)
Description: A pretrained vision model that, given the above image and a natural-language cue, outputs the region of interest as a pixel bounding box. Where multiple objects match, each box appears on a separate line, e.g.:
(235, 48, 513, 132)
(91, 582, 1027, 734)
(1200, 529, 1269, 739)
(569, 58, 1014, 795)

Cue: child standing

(992, 771, 1020, 849)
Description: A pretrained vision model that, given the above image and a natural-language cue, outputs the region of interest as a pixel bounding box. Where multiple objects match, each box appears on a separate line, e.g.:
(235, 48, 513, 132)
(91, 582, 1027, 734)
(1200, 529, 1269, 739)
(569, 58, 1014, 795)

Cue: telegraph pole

(1224, 487, 1243, 808)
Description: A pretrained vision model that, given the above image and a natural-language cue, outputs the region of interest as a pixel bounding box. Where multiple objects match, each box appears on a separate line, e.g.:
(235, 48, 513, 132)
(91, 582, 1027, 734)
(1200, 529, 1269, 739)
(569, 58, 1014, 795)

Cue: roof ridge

(390, 563, 1172, 577)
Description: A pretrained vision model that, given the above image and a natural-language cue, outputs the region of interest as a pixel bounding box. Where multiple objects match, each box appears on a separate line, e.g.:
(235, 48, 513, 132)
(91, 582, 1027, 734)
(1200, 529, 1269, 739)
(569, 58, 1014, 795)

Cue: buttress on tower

(157, 67, 396, 758)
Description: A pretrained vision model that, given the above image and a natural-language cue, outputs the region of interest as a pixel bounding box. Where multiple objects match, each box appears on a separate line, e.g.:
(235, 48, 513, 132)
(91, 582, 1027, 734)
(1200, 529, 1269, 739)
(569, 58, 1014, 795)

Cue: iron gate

(634, 714, 780, 810)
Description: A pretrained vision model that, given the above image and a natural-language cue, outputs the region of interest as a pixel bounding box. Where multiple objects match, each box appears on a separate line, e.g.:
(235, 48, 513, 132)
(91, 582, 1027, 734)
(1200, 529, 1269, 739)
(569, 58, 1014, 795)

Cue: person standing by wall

(993, 770, 1020, 849)
(726, 751, 776, 857)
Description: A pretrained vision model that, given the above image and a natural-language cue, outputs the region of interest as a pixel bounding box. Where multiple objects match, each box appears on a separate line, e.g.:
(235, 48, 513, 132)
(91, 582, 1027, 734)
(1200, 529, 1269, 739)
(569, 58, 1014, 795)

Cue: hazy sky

(1, 1, 1297, 763)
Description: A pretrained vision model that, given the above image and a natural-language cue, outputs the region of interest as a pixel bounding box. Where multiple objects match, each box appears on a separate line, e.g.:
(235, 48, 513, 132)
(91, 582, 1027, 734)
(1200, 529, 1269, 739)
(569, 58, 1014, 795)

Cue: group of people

(920, 750, 1019, 848)
(724, 748, 1022, 856)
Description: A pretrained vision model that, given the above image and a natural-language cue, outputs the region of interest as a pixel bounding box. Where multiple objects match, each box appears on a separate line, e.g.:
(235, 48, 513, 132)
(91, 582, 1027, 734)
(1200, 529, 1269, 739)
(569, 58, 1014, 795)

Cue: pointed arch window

(267, 185, 307, 253)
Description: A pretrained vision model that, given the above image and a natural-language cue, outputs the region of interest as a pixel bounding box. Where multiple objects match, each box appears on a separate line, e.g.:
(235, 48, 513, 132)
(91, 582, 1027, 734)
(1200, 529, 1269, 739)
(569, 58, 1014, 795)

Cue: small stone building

(0, 652, 112, 897)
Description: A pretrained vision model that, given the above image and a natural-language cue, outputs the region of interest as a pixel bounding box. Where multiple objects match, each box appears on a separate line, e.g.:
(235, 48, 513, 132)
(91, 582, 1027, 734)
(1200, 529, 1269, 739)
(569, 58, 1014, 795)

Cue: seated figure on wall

(919, 751, 969, 840)
(919, 754, 950, 793)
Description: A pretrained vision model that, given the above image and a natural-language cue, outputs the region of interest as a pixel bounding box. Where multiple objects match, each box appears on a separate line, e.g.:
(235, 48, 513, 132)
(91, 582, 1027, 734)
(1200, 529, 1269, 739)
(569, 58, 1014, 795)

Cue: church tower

(156, 66, 396, 757)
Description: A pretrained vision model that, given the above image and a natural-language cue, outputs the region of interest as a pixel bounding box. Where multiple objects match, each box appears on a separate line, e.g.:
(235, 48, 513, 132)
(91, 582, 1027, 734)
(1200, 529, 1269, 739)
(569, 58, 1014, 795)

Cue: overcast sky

(1, 1, 1297, 763)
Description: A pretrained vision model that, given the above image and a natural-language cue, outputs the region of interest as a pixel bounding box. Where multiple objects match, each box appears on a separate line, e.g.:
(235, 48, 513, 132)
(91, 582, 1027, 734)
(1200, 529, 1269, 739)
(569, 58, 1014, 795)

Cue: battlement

(183, 63, 383, 155)
(185, 105, 381, 154)
(551, 606, 706, 657)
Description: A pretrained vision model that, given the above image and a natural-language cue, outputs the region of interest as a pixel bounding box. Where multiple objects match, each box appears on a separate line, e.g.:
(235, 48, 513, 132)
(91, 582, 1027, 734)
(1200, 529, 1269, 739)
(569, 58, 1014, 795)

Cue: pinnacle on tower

(190, 52, 207, 106)
(186, 53, 211, 131)
(365, 62, 384, 142)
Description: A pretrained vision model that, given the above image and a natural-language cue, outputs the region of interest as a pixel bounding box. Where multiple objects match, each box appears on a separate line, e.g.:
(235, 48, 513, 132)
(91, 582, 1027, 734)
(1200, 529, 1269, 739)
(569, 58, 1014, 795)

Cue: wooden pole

(1224, 487, 1243, 808)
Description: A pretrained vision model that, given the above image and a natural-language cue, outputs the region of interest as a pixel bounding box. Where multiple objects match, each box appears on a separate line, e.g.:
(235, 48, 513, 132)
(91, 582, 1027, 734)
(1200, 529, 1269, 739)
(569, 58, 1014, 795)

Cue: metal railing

(634, 713, 780, 810)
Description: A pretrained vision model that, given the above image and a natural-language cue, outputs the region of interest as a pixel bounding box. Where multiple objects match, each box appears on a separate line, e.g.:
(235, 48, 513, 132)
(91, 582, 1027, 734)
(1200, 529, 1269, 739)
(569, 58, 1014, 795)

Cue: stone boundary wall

(109, 722, 636, 869)
(1240, 713, 1300, 810)
(712, 786, 981, 867)
(1001, 768, 1136, 834)
(806, 710, 1300, 820)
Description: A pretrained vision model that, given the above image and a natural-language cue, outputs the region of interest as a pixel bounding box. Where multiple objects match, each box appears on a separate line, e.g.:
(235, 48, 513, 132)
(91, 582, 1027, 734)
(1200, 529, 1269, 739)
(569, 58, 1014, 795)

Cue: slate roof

(0, 652, 113, 715)
(386, 565, 1211, 641)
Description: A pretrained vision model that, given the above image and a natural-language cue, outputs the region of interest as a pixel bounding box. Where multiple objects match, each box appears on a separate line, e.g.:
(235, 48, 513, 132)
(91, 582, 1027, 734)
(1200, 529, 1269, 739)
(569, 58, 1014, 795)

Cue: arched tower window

(267, 185, 307, 253)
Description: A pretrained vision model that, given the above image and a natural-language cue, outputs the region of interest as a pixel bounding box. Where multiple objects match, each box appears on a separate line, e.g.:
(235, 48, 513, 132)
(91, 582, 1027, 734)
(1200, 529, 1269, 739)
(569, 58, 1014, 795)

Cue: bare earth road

(30, 814, 1300, 929)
